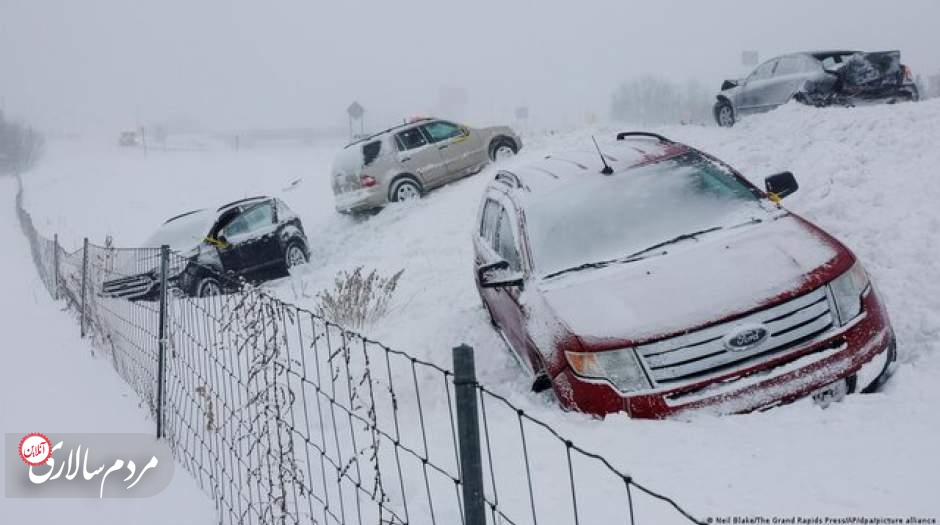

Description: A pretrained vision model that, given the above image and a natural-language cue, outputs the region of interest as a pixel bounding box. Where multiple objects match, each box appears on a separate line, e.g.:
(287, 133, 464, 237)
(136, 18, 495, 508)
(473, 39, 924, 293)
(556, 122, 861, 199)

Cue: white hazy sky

(2, 0, 938, 132)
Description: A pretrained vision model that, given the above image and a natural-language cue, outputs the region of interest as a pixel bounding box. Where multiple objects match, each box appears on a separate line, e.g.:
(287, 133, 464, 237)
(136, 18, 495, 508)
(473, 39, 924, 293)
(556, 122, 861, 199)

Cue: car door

(218, 202, 279, 275)
(394, 126, 448, 188)
(215, 210, 249, 273)
(234, 201, 280, 273)
(421, 120, 485, 180)
(482, 200, 537, 371)
(766, 55, 813, 106)
(739, 58, 778, 113)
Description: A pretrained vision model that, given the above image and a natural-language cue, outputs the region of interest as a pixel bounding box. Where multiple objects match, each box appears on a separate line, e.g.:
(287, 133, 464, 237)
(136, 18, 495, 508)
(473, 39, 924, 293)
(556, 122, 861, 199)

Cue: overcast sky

(2, 0, 938, 133)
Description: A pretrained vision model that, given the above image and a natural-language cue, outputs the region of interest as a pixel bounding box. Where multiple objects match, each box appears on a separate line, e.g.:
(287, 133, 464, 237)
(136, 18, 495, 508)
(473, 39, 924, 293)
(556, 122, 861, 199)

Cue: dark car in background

(715, 50, 919, 127)
(101, 196, 309, 299)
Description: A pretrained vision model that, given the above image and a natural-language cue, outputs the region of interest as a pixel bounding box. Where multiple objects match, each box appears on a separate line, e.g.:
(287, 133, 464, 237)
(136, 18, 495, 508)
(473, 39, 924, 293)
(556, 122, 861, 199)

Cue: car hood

(537, 214, 845, 347)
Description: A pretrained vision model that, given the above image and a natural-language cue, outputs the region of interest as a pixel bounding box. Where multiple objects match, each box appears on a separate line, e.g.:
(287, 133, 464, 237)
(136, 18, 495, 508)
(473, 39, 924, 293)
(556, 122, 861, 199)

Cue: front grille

(636, 287, 834, 386)
(101, 274, 156, 300)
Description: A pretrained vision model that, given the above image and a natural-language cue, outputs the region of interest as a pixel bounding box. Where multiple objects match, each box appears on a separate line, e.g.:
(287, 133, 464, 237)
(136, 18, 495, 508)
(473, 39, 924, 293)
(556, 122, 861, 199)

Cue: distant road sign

(347, 102, 364, 119)
(742, 50, 759, 67)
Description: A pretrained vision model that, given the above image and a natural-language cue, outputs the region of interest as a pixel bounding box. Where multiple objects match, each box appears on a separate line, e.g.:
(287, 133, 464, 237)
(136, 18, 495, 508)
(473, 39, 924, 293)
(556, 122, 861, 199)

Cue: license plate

(812, 379, 849, 408)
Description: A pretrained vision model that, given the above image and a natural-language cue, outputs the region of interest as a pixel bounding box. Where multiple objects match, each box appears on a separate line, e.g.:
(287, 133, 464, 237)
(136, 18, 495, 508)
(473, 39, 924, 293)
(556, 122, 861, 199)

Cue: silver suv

(331, 118, 522, 212)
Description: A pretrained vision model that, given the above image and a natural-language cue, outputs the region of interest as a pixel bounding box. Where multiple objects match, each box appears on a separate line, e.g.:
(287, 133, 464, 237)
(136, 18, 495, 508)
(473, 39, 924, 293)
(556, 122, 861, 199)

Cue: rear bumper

(333, 186, 386, 213)
(553, 286, 895, 419)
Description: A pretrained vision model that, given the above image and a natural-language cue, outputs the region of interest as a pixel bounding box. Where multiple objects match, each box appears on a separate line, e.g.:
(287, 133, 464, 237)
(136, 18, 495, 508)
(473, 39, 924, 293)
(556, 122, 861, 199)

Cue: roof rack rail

(217, 196, 269, 211)
(345, 117, 434, 148)
(615, 131, 673, 143)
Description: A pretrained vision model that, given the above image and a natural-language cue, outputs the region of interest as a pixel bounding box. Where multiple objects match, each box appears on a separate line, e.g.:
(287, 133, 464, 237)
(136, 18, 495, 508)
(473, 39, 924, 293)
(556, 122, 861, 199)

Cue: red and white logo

(19, 433, 52, 467)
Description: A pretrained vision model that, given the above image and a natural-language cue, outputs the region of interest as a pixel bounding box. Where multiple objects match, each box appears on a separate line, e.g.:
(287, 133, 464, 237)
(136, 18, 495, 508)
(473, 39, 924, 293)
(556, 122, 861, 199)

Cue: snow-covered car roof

(493, 136, 693, 196)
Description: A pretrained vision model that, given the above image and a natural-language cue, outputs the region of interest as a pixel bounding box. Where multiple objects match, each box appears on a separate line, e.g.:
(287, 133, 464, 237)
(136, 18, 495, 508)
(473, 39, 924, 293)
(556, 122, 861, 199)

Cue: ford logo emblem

(723, 325, 769, 352)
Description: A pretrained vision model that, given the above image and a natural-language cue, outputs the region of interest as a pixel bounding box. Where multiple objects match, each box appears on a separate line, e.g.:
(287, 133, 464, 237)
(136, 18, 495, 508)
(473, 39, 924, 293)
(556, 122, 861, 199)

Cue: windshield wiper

(543, 226, 725, 280)
(621, 226, 725, 261)
(544, 251, 667, 280)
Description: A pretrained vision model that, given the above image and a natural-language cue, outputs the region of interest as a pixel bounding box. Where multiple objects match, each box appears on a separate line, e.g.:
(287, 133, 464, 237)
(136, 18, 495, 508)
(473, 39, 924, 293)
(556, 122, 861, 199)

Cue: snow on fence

(15, 175, 705, 525)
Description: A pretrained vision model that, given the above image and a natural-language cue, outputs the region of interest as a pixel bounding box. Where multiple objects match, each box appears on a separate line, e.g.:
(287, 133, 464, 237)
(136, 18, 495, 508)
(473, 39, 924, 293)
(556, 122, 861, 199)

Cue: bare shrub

(316, 267, 404, 329)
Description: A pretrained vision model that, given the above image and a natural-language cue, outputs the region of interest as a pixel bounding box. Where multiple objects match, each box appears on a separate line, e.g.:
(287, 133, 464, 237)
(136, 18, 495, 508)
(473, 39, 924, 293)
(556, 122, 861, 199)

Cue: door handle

(401, 156, 411, 162)
(438, 144, 448, 150)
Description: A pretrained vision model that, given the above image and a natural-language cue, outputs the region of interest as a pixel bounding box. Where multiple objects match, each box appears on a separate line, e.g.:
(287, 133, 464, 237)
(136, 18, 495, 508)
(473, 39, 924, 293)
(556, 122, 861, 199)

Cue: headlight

(565, 348, 651, 393)
(829, 262, 870, 325)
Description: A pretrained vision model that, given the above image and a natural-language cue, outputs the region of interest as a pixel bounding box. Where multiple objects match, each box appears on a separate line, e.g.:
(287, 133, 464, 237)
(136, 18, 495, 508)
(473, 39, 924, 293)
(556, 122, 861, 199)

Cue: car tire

(490, 138, 518, 161)
(284, 240, 309, 270)
(195, 275, 223, 298)
(389, 177, 422, 203)
(714, 100, 735, 127)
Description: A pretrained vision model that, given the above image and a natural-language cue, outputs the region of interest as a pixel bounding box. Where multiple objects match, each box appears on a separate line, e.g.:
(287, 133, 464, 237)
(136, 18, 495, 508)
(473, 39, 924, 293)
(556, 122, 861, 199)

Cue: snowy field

(0, 176, 215, 522)
(16, 101, 940, 519)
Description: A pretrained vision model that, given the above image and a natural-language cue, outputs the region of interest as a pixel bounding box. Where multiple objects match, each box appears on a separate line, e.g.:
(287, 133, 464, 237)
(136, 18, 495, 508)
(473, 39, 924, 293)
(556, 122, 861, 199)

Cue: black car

(101, 196, 309, 300)
(714, 50, 919, 127)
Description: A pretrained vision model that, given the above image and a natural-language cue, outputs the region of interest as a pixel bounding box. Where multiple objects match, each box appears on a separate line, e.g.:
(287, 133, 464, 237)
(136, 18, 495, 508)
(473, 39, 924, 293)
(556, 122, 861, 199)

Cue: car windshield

(144, 210, 215, 251)
(526, 152, 765, 278)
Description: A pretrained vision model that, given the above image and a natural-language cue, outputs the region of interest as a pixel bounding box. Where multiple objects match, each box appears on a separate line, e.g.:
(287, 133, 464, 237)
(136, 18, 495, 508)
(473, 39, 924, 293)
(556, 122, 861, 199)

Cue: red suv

(473, 132, 896, 418)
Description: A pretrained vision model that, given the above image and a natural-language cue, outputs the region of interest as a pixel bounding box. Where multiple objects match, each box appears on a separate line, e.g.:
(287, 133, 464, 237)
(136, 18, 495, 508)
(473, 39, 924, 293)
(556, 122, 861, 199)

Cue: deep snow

(17, 100, 940, 519)
(0, 177, 214, 522)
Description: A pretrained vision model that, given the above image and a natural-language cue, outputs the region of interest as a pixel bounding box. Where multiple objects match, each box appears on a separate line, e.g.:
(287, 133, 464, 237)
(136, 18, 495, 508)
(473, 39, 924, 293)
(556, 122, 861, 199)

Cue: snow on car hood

(537, 214, 840, 345)
(143, 209, 215, 251)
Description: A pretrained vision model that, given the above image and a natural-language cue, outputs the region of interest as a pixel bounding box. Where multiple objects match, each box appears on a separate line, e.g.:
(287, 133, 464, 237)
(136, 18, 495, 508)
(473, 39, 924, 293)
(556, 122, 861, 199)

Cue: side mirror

(478, 260, 523, 289)
(205, 235, 230, 249)
(721, 79, 739, 91)
(764, 171, 799, 202)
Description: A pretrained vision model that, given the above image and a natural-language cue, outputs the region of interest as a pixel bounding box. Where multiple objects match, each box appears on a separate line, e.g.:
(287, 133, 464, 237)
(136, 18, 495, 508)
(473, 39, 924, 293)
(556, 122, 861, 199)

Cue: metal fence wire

(14, 175, 706, 525)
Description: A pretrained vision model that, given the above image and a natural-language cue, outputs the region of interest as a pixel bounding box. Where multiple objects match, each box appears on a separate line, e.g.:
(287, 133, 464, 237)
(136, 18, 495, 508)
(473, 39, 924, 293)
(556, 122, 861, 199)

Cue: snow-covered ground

(0, 176, 214, 522)
(17, 101, 940, 519)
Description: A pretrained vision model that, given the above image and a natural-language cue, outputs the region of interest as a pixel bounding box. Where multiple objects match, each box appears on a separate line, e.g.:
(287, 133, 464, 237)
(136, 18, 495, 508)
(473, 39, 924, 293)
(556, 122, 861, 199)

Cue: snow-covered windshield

(527, 153, 765, 278)
(143, 210, 215, 251)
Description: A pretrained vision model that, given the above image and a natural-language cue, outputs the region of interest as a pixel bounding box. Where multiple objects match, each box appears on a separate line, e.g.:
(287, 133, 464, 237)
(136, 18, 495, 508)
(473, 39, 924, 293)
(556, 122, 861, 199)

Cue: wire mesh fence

(14, 175, 706, 525)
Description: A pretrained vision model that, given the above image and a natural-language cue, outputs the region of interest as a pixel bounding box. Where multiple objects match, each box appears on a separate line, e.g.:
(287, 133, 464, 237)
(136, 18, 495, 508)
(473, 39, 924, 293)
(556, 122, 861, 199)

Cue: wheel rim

(396, 183, 419, 202)
(199, 279, 221, 297)
(495, 145, 515, 160)
(287, 245, 306, 268)
(719, 106, 733, 127)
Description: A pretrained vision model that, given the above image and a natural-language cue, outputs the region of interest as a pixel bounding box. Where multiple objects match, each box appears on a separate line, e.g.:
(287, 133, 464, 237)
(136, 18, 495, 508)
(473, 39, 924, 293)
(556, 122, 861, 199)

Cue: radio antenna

(592, 136, 614, 175)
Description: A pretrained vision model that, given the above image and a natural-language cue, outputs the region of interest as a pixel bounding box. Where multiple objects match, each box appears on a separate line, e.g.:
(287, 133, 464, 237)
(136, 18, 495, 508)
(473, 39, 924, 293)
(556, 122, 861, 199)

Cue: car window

(749, 59, 777, 81)
(395, 128, 427, 151)
(421, 121, 463, 143)
(494, 208, 521, 271)
(801, 56, 822, 73)
(774, 57, 802, 76)
(480, 199, 501, 243)
(362, 140, 382, 165)
(222, 202, 274, 238)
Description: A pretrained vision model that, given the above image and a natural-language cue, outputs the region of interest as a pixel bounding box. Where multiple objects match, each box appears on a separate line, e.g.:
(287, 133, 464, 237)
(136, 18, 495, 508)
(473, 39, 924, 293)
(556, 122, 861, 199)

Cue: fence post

(453, 344, 486, 525)
(156, 245, 169, 439)
(80, 237, 89, 337)
(53, 233, 60, 301)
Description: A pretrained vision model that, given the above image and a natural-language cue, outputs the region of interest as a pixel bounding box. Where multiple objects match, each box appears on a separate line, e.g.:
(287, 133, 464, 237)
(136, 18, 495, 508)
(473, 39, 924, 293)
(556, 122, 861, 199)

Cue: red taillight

(360, 175, 377, 188)
(902, 65, 913, 81)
